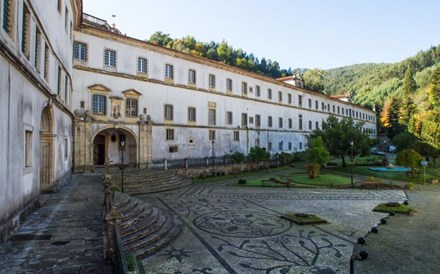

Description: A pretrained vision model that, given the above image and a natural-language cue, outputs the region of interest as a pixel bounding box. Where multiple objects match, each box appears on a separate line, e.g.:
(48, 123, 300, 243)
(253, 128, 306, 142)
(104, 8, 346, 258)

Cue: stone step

(119, 207, 159, 237)
(122, 213, 167, 246)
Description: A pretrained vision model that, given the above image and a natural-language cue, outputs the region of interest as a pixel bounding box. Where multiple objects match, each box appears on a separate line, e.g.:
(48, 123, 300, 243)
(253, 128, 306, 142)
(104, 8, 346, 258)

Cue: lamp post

(120, 136, 125, 193)
(211, 140, 215, 175)
(350, 140, 354, 188)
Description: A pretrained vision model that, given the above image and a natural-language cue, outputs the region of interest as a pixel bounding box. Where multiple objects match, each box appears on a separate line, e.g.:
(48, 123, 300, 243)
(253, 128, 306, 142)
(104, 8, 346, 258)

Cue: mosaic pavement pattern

(138, 185, 406, 274)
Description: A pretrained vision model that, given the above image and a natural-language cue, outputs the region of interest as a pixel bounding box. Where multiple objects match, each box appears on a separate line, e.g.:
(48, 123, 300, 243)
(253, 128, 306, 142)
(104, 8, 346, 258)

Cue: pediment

(88, 84, 111, 92)
(122, 89, 142, 97)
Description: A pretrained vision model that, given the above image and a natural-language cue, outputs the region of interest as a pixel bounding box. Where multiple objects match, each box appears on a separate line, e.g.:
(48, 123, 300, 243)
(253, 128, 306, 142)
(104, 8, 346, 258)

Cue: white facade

(0, 0, 80, 241)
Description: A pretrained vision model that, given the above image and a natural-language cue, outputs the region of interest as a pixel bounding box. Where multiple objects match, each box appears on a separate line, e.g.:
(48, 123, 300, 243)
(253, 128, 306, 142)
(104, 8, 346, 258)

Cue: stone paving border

(0, 174, 112, 274)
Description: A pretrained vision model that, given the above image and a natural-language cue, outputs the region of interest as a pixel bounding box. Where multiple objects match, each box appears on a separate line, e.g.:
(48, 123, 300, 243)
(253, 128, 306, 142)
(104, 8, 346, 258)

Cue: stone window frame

(278, 91, 282, 103)
(165, 63, 174, 80)
(255, 114, 261, 127)
(208, 108, 216, 126)
(122, 89, 142, 119)
(24, 128, 33, 168)
(209, 130, 216, 141)
(255, 85, 261, 97)
(88, 84, 111, 116)
(226, 111, 233, 125)
(267, 88, 272, 100)
(21, 3, 31, 59)
(208, 74, 216, 90)
(188, 107, 196, 123)
(73, 41, 88, 62)
(233, 131, 239, 141)
(137, 57, 148, 75)
(166, 128, 175, 141)
(241, 113, 248, 127)
(226, 78, 233, 92)
(241, 82, 247, 96)
(2, 0, 16, 40)
(164, 104, 174, 121)
(104, 48, 117, 68)
(188, 69, 197, 86)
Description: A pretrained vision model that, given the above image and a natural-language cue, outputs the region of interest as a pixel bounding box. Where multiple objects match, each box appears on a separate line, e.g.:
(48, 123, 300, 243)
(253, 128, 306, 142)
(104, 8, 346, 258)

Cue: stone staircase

(112, 169, 192, 195)
(113, 192, 182, 260)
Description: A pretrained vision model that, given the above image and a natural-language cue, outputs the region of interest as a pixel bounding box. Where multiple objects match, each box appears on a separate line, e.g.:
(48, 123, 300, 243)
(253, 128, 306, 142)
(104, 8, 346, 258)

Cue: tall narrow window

(268, 142, 272, 151)
(73, 42, 87, 61)
(44, 44, 49, 80)
(208, 109, 216, 125)
(188, 107, 196, 122)
(278, 91, 282, 102)
(226, 78, 233, 92)
(279, 142, 283, 151)
(288, 93, 292, 104)
(226, 111, 233, 125)
(164, 104, 173, 120)
(126, 99, 138, 117)
(57, 66, 62, 95)
(92, 95, 106, 114)
(64, 7, 69, 31)
(2, 0, 14, 36)
(299, 114, 303, 130)
(315, 100, 319, 110)
(288, 118, 292, 129)
(241, 113, 248, 127)
(64, 75, 69, 103)
(308, 98, 312, 108)
(256, 85, 261, 97)
(315, 121, 319, 130)
(25, 130, 32, 167)
(298, 95, 303, 107)
(309, 120, 312, 130)
(233, 131, 240, 141)
(137, 57, 148, 74)
(104, 49, 116, 67)
(22, 4, 31, 58)
(165, 64, 174, 79)
(188, 69, 197, 85)
(57, 0, 62, 12)
(208, 74, 216, 89)
(35, 28, 41, 71)
(241, 82, 247, 95)
(268, 116, 273, 128)
(255, 114, 261, 127)
(209, 130, 216, 141)
(64, 138, 68, 159)
(267, 88, 272, 99)
(278, 117, 283, 128)
(166, 129, 175, 141)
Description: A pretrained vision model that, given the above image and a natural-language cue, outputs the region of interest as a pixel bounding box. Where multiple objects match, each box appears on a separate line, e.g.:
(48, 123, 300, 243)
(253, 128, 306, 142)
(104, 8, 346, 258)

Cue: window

(209, 130, 216, 141)
(288, 118, 292, 129)
(188, 69, 196, 85)
(315, 100, 319, 110)
(57, 0, 62, 12)
(299, 142, 303, 150)
(278, 117, 283, 128)
(249, 86, 253, 93)
(249, 116, 254, 124)
(126, 99, 138, 117)
(233, 131, 239, 141)
(208, 109, 216, 125)
(268, 142, 272, 151)
(279, 142, 283, 151)
(308, 98, 312, 108)
(22, 4, 30, 58)
(315, 121, 319, 130)
(299, 114, 303, 130)
(92, 95, 106, 114)
(2, 0, 14, 36)
(73, 42, 87, 61)
(208, 74, 216, 88)
(255, 138, 260, 147)
(35, 28, 41, 70)
(322, 102, 325, 110)
(309, 120, 312, 130)
(64, 75, 69, 103)
(226, 111, 233, 125)
(166, 129, 174, 140)
(226, 78, 233, 92)
(104, 49, 116, 67)
(268, 116, 273, 128)
(333, 105, 336, 113)
(241, 82, 247, 95)
(188, 107, 196, 122)
(255, 114, 261, 127)
(241, 113, 248, 127)
(25, 130, 32, 167)
(298, 95, 303, 107)
(267, 88, 272, 99)
(288, 142, 292, 150)
(169, 145, 178, 153)
(327, 103, 330, 112)
(278, 91, 282, 102)
(288, 93, 292, 104)
(44, 45, 49, 80)
(165, 64, 174, 79)
(137, 57, 148, 74)
(256, 85, 261, 97)
(164, 104, 173, 120)
(337, 106, 340, 114)
(64, 138, 68, 159)
(64, 7, 69, 31)
(57, 66, 63, 95)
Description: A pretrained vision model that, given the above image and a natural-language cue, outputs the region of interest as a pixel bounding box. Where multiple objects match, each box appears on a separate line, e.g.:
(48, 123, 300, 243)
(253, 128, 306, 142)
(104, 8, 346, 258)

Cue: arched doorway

(92, 128, 137, 166)
(40, 107, 54, 191)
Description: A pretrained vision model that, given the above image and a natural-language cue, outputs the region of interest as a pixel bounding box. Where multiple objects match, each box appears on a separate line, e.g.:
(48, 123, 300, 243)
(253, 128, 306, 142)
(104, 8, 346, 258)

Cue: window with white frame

(57, 65, 62, 95)
(188, 69, 196, 85)
(226, 111, 233, 125)
(255, 138, 260, 147)
(164, 104, 173, 120)
(166, 129, 175, 140)
(226, 78, 233, 92)
(208, 109, 216, 125)
(188, 107, 196, 122)
(126, 98, 138, 117)
(104, 49, 116, 67)
(209, 74, 216, 89)
(165, 64, 174, 79)
(73, 42, 87, 61)
(137, 57, 148, 74)
(92, 95, 106, 115)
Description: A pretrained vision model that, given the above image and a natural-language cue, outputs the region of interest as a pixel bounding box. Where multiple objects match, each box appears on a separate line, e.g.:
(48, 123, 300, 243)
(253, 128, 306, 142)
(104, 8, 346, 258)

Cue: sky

(83, 0, 440, 70)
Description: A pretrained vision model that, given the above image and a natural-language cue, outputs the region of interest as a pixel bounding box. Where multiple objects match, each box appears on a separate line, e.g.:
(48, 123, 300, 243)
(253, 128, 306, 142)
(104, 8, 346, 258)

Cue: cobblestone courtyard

(138, 185, 407, 274)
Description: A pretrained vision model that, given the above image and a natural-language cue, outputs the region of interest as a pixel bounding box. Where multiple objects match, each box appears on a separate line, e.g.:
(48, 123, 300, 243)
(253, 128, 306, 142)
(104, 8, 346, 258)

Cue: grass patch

(281, 212, 328, 225)
(373, 203, 413, 214)
(240, 178, 287, 187)
(286, 173, 351, 186)
(192, 166, 291, 184)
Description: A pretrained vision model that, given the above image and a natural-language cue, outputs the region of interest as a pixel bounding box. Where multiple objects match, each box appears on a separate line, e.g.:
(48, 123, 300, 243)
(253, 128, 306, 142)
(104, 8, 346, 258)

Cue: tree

(303, 68, 325, 92)
(230, 151, 245, 164)
(399, 65, 417, 126)
(306, 137, 330, 178)
(310, 116, 370, 167)
(147, 31, 172, 47)
(380, 95, 405, 138)
(248, 147, 270, 163)
(396, 149, 423, 178)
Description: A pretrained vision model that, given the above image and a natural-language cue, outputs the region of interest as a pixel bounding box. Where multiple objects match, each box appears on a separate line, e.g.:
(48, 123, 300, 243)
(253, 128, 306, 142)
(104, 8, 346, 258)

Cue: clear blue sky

(83, 0, 440, 70)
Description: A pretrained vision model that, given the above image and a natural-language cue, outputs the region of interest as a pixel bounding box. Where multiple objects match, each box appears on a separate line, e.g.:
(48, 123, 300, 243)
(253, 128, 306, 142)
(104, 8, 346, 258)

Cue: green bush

(238, 179, 247, 184)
